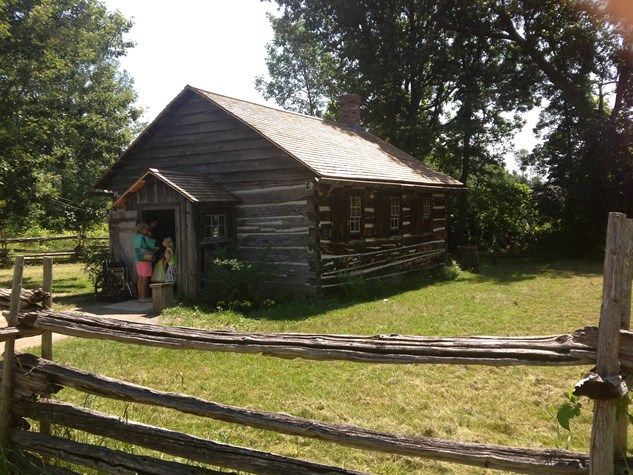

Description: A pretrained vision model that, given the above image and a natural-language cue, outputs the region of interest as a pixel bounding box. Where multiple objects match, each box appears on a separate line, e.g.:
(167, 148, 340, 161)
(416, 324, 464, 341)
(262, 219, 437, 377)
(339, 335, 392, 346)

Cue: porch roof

(113, 168, 240, 207)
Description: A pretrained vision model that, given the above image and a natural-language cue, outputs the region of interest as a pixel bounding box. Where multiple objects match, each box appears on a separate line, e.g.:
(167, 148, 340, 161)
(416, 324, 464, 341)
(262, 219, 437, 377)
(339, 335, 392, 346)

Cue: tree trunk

(457, 104, 473, 245)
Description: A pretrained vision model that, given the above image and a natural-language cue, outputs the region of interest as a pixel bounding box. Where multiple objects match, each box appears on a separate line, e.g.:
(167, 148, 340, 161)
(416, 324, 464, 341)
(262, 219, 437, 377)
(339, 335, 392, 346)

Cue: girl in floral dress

(163, 237, 176, 284)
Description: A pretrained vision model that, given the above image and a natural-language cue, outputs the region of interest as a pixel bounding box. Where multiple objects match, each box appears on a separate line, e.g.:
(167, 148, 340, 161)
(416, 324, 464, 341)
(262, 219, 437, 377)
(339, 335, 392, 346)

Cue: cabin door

(139, 209, 177, 286)
(140, 209, 176, 249)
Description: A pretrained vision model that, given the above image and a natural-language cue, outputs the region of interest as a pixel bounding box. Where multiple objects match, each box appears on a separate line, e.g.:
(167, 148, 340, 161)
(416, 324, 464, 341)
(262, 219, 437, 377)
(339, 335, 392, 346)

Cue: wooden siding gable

(94, 87, 316, 195)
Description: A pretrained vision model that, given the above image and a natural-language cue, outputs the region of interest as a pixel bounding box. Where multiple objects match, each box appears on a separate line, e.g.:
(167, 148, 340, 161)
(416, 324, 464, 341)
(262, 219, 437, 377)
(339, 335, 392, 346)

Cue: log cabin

(94, 86, 464, 298)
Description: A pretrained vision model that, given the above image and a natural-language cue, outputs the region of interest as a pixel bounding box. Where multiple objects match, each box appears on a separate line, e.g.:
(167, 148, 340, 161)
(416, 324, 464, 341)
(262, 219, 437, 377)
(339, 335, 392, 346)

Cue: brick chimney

(338, 93, 362, 129)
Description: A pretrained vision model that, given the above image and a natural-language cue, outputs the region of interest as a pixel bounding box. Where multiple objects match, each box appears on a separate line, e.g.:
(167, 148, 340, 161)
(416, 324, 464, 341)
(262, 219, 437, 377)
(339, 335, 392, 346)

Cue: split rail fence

(0, 234, 108, 263)
(1, 212, 633, 473)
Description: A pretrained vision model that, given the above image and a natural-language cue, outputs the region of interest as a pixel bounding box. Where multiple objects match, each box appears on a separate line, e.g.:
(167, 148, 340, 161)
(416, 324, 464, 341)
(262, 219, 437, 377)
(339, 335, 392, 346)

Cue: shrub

(81, 243, 110, 293)
(431, 259, 462, 281)
(0, 248, 11, 267)
(198, 247, 274, 312)
(340, 272, 369, 300)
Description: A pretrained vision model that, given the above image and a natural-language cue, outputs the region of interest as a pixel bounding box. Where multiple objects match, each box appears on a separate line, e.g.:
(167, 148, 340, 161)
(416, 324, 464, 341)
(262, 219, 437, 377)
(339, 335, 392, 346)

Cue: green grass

(17, 259, 616, 473)
(0, 262, 93, 310)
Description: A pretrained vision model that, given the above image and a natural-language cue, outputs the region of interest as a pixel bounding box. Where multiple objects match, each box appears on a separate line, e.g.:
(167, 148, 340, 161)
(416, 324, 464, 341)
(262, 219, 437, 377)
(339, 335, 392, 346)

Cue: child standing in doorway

(152, 237, 176, 284)
(164, 237, 177, 284)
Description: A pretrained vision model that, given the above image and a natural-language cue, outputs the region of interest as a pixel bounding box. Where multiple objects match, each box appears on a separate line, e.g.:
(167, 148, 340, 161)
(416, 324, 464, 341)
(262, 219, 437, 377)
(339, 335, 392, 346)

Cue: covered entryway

(108, 168, 240, 296)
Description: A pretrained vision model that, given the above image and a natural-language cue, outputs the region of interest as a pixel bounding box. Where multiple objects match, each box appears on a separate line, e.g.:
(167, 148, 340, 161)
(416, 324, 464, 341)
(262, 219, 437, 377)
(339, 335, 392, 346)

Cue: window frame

(389, 196, 400, 231)
(203, 213, 227, 240)
(423, 196, 431, 219)
(349, 195, 362, 236)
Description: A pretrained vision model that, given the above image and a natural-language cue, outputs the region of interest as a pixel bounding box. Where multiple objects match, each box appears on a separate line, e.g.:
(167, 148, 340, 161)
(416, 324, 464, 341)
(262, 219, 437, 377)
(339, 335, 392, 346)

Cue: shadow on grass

(178, 267, 466, 323)
(0, 275, 42, 288)
(469, 257, 602, 285)
(0, 275, 87, 293)
(174, 258, 604, 324)
(54, 293, 95, 308)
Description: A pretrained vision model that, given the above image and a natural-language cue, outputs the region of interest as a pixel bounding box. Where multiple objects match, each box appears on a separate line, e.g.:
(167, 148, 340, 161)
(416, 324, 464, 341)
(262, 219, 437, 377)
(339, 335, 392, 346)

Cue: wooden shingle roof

(113, 169, 239, 207)
(192, 87, 463, 188)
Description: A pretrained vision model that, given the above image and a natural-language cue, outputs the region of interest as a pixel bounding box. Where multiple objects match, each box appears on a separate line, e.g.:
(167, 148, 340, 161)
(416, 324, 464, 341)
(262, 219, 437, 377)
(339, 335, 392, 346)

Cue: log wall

(103, 90, 454, 297)
(315, 182, 447, 289)
(104, 91, 316, 297)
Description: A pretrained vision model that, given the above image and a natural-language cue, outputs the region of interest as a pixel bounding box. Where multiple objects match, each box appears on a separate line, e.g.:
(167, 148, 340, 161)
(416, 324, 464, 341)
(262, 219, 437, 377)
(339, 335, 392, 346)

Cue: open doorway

(141, 209, 176, 251)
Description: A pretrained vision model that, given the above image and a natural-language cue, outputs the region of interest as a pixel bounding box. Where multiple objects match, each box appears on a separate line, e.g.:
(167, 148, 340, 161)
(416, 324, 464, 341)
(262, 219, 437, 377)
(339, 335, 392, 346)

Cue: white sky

(103, 0, 537, 170)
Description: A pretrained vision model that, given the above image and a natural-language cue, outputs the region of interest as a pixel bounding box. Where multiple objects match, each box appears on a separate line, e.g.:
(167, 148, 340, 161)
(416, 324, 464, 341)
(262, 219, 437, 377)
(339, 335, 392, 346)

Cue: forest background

(2, 0, 632, 256)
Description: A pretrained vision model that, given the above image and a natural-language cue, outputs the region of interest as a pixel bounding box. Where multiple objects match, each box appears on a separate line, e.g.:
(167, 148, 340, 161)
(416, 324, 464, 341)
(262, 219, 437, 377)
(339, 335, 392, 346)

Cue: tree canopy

(259, 0, 633, 253)
(0, 0, 140, 233)
(255, 12, 338, 116)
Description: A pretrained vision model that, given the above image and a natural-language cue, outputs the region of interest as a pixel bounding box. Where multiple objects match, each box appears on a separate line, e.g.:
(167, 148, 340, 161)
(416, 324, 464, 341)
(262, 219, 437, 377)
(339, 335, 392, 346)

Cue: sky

(103, 0, 280, 116)
(103, 0, 537, 170)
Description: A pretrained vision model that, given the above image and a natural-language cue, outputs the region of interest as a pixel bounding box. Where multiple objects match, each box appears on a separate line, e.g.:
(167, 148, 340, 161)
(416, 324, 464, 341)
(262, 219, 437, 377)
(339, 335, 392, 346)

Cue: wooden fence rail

(0, 212, 632, 474)
(15, 399, 364, 475)
(0, 354, 598, 474)
(11, 430, 226, 475)
(16, 310, 597, 366)
(0, 234, 108, 264)
(0, 235, 108, 244)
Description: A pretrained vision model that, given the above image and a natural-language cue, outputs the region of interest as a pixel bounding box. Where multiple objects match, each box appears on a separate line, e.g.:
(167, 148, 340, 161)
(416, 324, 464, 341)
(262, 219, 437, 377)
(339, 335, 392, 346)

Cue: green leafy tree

(0, 0, 140, 233)
(435, 2, 539, 243)
(255, 12, 339, 116)
(462, 167, 539, 253)
(480, 0, 633, 249)
(261, 1, 536, 245)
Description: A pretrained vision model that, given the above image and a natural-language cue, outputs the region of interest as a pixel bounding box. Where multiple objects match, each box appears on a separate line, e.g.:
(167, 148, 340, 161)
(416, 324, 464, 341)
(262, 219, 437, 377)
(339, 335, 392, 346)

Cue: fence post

(590, 212, 633, 474)
(40, 257, 53, 437)
(0, 256, 24, 446)
(615, 215, 633, 457)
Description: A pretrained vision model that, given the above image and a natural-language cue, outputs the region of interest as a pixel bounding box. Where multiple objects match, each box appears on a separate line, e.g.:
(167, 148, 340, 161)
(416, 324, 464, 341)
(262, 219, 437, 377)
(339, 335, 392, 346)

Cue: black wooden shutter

(374, 193, 390, 238)
(410, 196, 422, 234)
(330, 192, 349, 242)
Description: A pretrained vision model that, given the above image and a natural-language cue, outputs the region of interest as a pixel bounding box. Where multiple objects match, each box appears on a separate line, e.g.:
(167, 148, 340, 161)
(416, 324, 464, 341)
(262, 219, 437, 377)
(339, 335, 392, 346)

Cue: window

(423, 196, 431, 219)
(203, 214, 226, 239)
(349, 196, 362, 234)
(390, 197, 400, 230)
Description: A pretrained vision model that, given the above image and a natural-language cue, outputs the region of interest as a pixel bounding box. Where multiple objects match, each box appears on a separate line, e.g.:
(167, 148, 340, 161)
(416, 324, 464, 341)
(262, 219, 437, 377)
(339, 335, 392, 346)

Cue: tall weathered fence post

(40, 257, 53, 437)
(41, 257, 53, 359)
(615, 215, 633, 457)
(590, 212, 633, 474)
(0, 256, 24, 446)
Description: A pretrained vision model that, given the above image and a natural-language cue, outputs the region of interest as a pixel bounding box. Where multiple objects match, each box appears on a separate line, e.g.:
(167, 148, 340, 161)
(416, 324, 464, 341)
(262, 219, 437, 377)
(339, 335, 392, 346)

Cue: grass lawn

(0, 262, 94, 310)
(14, 259, 614, 473)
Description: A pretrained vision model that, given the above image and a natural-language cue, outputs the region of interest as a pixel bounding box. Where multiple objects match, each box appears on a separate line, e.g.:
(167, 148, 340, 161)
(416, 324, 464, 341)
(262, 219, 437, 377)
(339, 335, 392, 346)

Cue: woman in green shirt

(134, 223, 156, 302)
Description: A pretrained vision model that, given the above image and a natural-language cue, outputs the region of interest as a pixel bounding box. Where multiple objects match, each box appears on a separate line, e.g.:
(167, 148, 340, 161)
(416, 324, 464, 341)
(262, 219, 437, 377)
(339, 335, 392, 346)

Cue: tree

(479, 0, 633, 249)
(261, 1, 535, 244)
(255, 12, 339, 116)
(0, 0, 140, 233)
(436, 2, 539, 243)
(461, 167, 538, 253)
